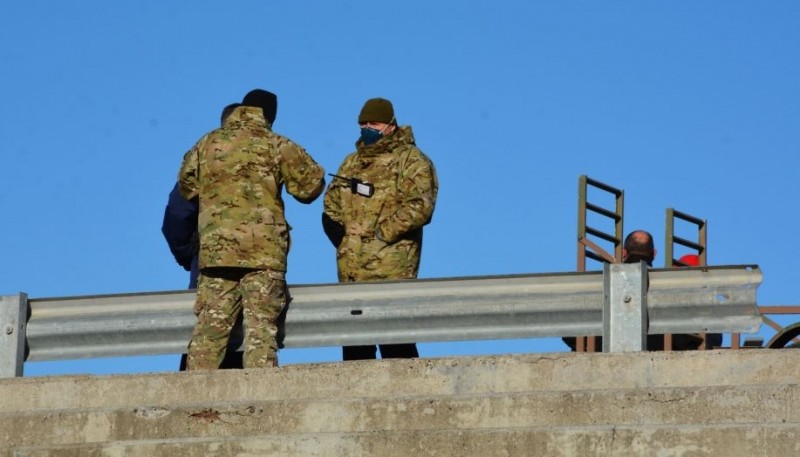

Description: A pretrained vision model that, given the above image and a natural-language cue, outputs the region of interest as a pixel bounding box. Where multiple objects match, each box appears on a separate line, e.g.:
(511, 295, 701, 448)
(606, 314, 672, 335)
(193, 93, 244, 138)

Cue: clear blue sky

(2, 2, 798, 376)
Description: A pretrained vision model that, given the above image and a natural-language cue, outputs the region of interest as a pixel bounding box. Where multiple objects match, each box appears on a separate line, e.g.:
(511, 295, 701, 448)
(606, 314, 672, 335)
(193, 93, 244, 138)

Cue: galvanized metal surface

(25, 290, 196, 361)
(647, 265, 763, 334)
(283, 271, 604, 348)
(603, 263, 647, 352)
(9, 266, 763, 369)
(0, 294, 27, 378)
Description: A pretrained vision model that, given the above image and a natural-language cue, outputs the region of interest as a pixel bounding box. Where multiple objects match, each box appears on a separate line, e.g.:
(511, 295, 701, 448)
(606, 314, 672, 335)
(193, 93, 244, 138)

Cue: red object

(678, 254, 700, 266)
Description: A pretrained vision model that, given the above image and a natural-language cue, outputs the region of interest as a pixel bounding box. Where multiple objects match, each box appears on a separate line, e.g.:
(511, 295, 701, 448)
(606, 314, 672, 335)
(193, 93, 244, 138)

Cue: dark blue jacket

(161, 182, 199, 288)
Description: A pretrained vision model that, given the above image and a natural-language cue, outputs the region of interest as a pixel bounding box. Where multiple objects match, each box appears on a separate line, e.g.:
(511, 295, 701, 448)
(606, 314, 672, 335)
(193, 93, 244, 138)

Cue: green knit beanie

(358, 98, 395, 124)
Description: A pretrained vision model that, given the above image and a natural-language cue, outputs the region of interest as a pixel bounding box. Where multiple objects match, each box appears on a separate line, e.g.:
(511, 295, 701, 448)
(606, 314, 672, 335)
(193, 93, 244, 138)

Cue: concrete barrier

(1, 350, 798, 456)
(11, 425, 800, 457)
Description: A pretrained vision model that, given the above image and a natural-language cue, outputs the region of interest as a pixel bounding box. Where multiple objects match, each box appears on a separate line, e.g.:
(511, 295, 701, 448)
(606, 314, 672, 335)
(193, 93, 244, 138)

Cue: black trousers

(343, 344, 419, 360)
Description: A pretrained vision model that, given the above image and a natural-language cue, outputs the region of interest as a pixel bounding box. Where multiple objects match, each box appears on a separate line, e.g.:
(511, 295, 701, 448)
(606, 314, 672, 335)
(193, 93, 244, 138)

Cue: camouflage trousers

(186, 268, 287, 370)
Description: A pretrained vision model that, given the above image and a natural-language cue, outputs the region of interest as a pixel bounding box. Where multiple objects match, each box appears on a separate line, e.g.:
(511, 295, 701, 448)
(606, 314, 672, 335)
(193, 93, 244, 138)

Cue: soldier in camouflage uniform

(165, 102, 246, 371)
(322, 98, 438, 360)
(179, 89, 325, 370)
(164, 102, 241, 291)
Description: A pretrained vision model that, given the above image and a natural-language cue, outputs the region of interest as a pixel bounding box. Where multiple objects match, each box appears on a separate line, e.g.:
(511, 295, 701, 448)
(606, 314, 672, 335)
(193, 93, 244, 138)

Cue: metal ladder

(664, 208, 711, 350)
(575, 175, 624, 352)
(576, 178, 712, 352)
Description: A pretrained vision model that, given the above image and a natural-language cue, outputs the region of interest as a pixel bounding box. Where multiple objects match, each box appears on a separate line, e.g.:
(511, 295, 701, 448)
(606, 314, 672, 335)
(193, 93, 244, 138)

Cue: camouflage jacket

(179, 106, 324, 271)
(323, 125, 438, 281)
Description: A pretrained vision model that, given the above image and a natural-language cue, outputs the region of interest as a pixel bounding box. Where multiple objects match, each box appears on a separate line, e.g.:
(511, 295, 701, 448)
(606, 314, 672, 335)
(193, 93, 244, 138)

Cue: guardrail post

(603, 263, 647, 352)
(1, 293, 28, 378)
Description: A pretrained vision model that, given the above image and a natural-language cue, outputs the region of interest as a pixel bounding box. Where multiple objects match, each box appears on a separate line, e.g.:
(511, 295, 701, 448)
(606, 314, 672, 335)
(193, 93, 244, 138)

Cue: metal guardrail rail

(1, 265, 763, 378)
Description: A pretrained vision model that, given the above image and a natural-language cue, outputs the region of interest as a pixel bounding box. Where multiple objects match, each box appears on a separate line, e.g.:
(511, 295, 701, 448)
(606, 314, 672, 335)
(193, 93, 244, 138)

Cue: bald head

(623, 230, 656, 266)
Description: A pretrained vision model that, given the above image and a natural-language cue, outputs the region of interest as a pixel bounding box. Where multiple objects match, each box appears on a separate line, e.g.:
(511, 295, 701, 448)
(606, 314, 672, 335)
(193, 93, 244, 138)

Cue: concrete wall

(1, 350, 798, 456)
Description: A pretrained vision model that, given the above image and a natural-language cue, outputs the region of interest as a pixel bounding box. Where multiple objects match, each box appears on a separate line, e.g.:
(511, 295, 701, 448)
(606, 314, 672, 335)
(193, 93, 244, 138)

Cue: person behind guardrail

(322, 97, 439, 361)
(677, 253, 699, 267)
(163, 102, 245, 370)
(597, 230, 704, 351)
(621, 230, 656, 266)
(565, 229, 677, 351)
(178, 88, 325, 370)
(675, 253, 723, 349)
(163, 103, 241, 290)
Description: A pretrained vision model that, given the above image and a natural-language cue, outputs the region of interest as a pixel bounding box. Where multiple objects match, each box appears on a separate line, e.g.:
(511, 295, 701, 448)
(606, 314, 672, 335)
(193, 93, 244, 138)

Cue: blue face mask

(360, 127, 383, 145)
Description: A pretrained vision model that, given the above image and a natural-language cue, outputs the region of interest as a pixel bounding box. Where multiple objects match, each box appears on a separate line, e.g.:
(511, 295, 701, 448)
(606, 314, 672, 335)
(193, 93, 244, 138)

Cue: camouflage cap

(242, 89, 278, 124)
(358, 98, 395, 124)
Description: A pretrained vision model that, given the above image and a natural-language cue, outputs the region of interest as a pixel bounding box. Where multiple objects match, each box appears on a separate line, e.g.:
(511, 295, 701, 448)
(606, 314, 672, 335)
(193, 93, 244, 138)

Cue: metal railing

(577, 175, 624, 267)
(576, 175, 624, 352)
(665, 208, 707, 268)
(0, 265, 763, 378)
(734, 306, 800, 349)
(663, 208, 710, 350)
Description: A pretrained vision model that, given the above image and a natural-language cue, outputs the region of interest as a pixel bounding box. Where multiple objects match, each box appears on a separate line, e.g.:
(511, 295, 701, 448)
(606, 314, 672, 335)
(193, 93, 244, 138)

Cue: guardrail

(0, 265, 763, 378)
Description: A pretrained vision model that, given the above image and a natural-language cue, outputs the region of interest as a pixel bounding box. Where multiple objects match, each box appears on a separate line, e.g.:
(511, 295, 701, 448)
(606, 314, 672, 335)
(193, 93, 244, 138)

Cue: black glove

(322, 213, 345, 248)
